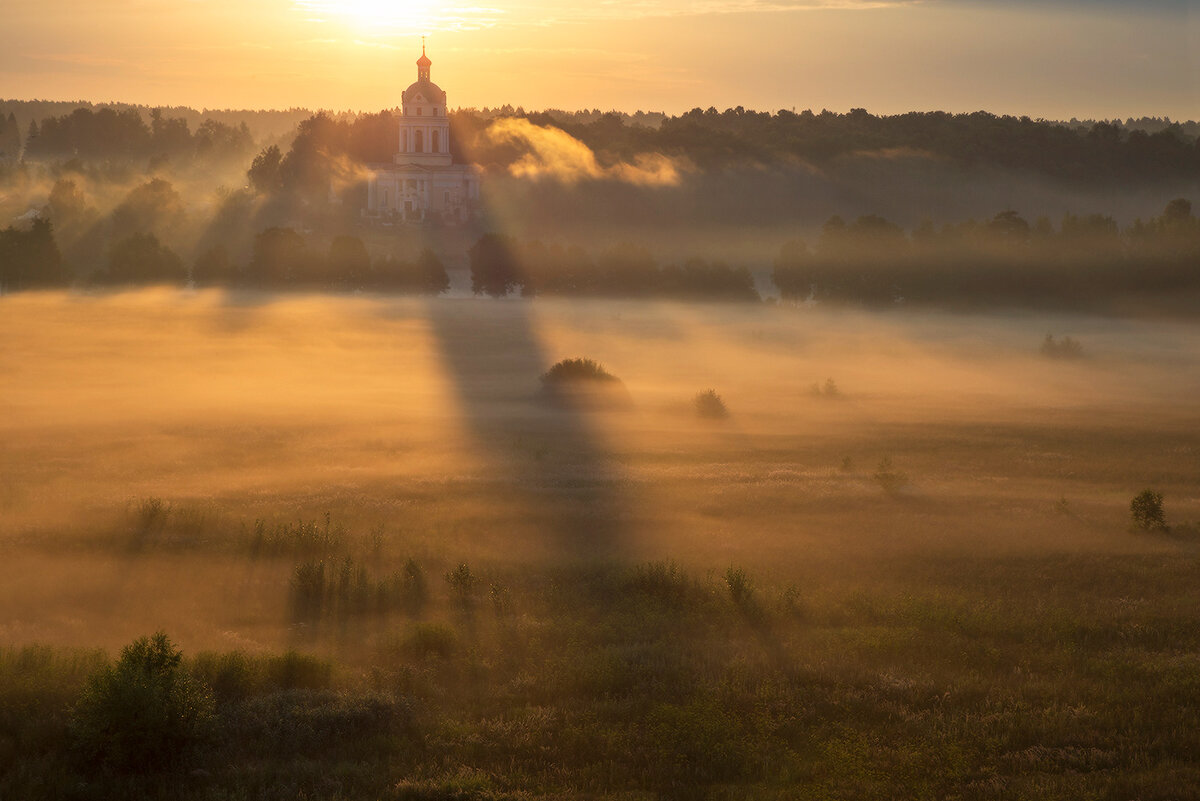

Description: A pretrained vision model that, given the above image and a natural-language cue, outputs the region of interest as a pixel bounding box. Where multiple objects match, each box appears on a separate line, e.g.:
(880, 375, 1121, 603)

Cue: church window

(432, 130, 440, 153)
(414, 130, 423, 152)
(417, 108, 423, 116)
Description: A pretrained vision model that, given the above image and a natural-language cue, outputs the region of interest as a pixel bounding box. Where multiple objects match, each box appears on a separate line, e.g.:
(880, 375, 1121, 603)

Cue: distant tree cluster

(0, 111, 20, 161)
(244, 112, 403, 200)
(468, 233, 759, 301)
(773, 199, 1200, 310)
(441, 107, 1200, 189)
(194, 228, 448, 293)
(0, 217, 65, 290)
(0, 210, 447, 294)
(22, 107, 252, 163)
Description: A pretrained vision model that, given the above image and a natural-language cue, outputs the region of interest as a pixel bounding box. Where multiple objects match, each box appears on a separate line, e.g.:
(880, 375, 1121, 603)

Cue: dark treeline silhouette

(0, 214, 448, 294)
(7, 198, 1200, 313)
(0, 99, 315, 149)
(22, 107, 253, 163)
(0, 217, 66, 290)
(0, 112, 20, 162)
(450, 107, 1200, 186)
(773, 199, 1200, 311)
(468, 233, 760, 301)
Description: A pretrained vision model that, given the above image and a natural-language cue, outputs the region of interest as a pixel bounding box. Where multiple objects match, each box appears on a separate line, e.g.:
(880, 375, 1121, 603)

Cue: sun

(293, 0, 436, 33)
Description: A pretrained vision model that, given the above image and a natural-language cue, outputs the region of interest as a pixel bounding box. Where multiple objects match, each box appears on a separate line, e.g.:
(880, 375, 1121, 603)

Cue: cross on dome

(417, 37, 431, 80)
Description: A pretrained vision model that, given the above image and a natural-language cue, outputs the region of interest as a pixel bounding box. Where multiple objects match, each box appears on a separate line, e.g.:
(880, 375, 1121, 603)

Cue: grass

(6, 554, 1200, 799)
(4, 296, 1200, 798)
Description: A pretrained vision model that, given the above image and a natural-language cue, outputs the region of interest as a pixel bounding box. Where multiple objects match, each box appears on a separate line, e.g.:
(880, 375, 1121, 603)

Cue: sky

(1, 0, 1198, 119)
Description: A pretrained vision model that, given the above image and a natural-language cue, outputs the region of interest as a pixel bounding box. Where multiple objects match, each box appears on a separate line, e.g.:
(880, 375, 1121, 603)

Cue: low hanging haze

(3, 0, 1198, 119)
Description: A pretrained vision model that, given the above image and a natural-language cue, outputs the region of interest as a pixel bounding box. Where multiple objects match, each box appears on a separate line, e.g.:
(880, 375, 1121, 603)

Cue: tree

(327, 235, 371, 286)
(249, 226, 307, 285)
(110, 178, 186, 241)
(192, 244, 233, 286)
(103, 232, 184, 285)
(415, 248, 450, 294)
(247, 144, 283, 194)
(70, 632, 213, 772)
(0, 217, 67, 290)
(469, 232, 521, 297)
(1130, 489, 1166, 530)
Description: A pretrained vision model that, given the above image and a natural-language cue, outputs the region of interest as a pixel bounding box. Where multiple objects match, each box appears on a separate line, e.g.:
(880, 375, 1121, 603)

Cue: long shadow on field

(423, 295, 632, 558)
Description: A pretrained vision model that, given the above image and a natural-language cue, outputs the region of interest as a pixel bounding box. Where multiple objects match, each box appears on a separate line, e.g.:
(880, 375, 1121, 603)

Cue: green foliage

(70, 633, 214, 773)
(644, 698, 750, 790)
(694, 389, 729, 419)
(1131, 489, 1167, 530)
(222, 689, 409, 759)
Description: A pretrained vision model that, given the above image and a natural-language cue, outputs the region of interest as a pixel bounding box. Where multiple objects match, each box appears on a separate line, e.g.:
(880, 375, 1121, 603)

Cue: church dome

(403, 79, 446, 105)
(404, 42, 446, 105)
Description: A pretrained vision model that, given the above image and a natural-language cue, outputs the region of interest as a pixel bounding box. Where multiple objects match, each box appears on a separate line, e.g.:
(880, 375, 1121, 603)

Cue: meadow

(2, 290, 1199, 799)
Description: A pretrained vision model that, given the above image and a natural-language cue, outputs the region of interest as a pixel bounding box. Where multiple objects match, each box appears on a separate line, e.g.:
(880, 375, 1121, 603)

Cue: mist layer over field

(3, 291, 1198, 655)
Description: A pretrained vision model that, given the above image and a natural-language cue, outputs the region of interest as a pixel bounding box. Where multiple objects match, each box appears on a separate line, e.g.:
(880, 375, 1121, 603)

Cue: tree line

(772, 199, 1200, 310)
(20, 107, 254, 163)
(0, 218, 447, 294)
(467, 233, 759, 301)
(6, 199, 1200, 311)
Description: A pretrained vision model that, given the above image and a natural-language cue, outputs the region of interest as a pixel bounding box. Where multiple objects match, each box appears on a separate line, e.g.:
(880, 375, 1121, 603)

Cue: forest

(2, 100, 1200, 309)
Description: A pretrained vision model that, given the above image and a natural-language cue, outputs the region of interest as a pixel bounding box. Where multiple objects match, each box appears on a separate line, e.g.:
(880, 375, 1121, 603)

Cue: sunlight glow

(291, 0, 502, 33)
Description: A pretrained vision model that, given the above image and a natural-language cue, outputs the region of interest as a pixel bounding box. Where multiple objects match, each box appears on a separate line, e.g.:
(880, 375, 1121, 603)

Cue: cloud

(484, 118, 684, 186)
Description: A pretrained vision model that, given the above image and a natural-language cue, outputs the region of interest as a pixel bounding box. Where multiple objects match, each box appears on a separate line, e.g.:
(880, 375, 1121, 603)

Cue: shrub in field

(1040, 333, 1084, 359)
(693, 389, 729, 420)
(400, 558, 428, 616)
(70, 633, 213, 772)
(809, 378, 840, 398)
(404, 623, 458, 659)
(724, 566, 754, 607)
(223, 689, 409, 759)
(873, 456, 908, 495)
(445, 563, 479, 607)
(539, 358, 631, 408)
(1131, 489, 1167, 530)
(629, 560, 691, 606)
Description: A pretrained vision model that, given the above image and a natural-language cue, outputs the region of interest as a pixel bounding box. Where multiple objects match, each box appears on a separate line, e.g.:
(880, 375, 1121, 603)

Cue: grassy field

(1, 290, 1199, 799)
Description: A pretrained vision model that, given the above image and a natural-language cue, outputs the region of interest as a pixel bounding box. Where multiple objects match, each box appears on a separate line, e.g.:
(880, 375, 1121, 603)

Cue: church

(365, 45, 482, 223)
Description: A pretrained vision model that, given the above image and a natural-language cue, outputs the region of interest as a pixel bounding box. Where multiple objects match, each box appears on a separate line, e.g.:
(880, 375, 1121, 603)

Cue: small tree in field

(1130, 489, 1166, 530)
(71, 632, 213, 772)
(694, 389, 729, 419)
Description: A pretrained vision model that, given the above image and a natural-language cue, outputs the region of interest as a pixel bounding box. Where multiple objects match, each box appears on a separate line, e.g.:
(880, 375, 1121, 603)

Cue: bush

(1040, 333, 1084, 359)
(445, 563, 479, 607)
(724, 566, 754, 607)
(70, 633, 214, 772)
(539, 358, 630, 409)
(873, 456, 908, 495)
(694, 389, 729, 419)
(1131, 489, 1166, 530)
(540, 358, 620, 386)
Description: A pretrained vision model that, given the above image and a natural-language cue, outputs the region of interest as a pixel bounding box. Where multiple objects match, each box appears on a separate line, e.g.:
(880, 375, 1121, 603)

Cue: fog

(3, 291, 1198, 654)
